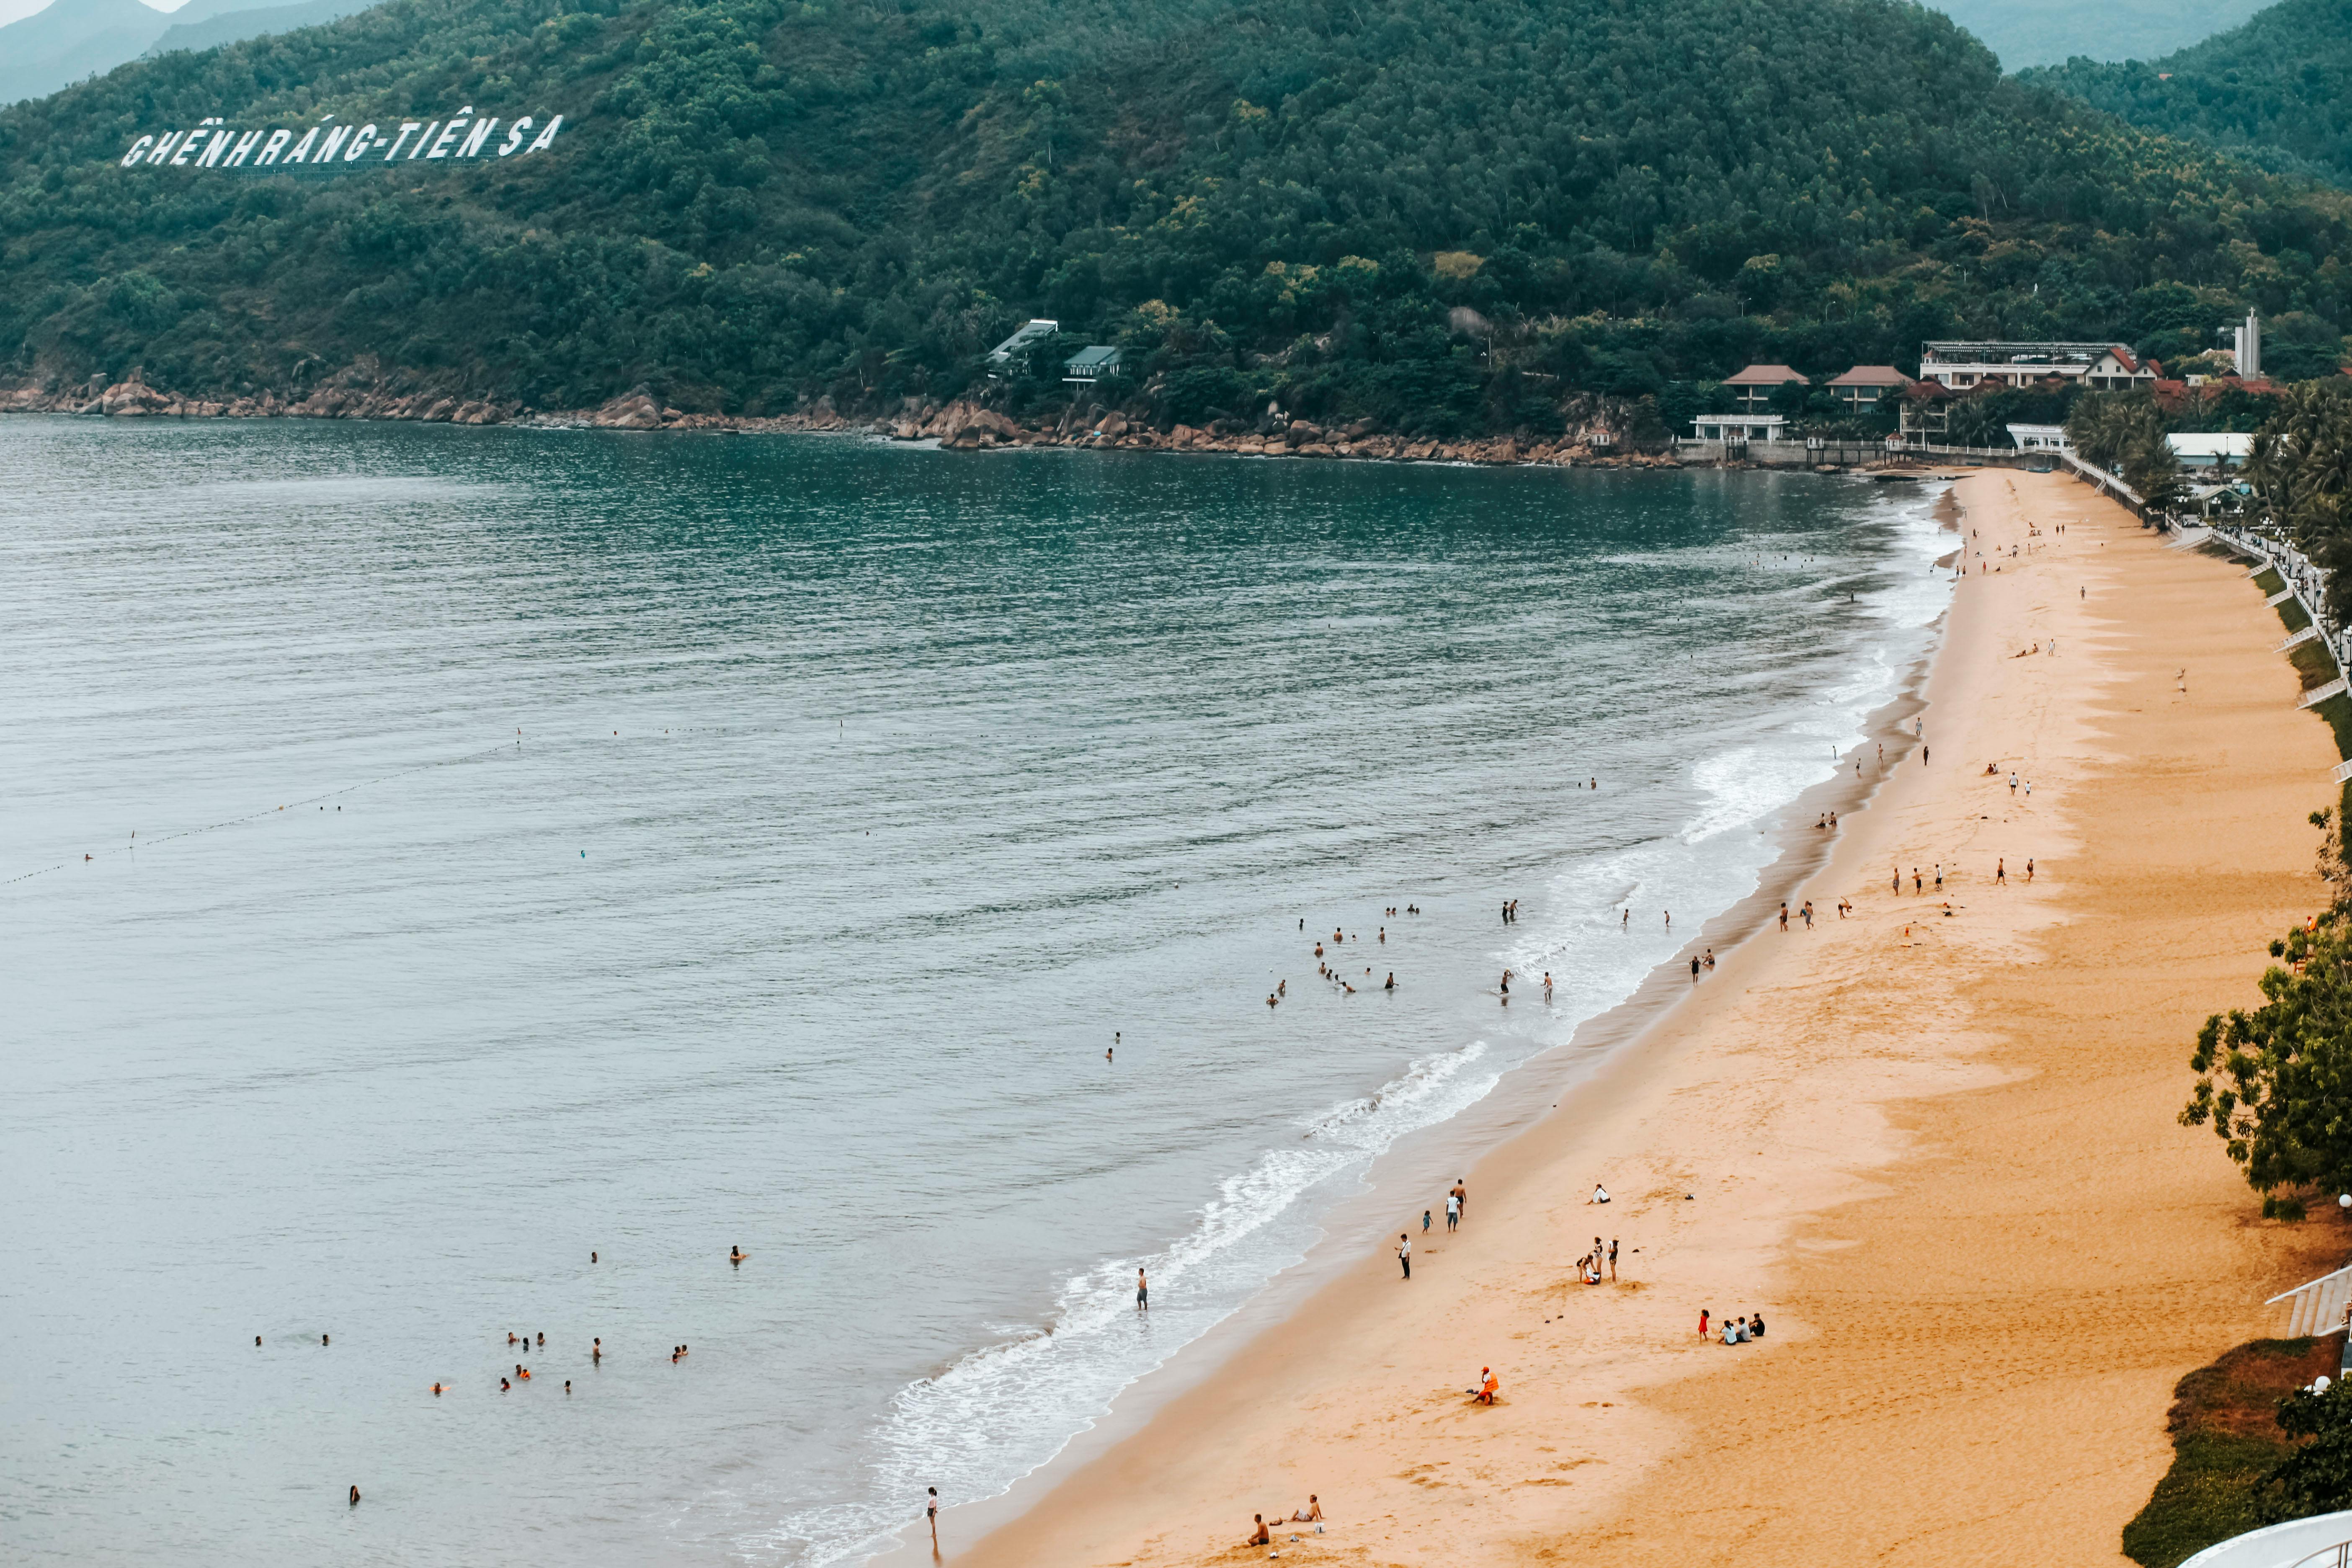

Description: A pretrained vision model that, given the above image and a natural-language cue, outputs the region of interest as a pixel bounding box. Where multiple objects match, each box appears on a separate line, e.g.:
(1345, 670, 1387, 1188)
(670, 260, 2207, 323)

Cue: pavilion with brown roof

(1827, 365, 1913, 407)
(1721, 363, 1808, 410)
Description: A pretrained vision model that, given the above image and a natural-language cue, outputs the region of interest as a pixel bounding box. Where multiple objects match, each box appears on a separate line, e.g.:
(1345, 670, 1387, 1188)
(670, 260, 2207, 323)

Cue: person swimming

(730, 1246, 746, 1264)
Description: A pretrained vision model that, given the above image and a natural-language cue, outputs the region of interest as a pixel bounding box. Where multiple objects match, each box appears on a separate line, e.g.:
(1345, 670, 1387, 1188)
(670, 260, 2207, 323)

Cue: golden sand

(952, 470, 2342, 1568)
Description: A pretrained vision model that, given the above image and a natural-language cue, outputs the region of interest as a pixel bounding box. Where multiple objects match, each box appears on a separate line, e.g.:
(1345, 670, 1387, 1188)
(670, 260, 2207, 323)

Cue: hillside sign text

(119, 108, 564, 171)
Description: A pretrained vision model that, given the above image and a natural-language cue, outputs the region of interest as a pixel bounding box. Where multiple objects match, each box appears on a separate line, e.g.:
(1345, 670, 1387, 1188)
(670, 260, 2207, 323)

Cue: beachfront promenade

(936, 470, 2347, 1568)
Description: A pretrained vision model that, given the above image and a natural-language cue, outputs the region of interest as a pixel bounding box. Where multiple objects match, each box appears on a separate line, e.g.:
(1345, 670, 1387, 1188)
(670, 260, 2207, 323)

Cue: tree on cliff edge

(2183, 905, 2352, 1221)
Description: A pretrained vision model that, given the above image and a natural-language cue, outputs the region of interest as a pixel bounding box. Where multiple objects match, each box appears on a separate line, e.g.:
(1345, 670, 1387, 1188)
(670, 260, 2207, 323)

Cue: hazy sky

(0, 0, 195, 26)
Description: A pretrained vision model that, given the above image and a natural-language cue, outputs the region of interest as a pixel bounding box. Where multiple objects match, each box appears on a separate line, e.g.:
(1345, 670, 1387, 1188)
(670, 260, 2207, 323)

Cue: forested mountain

(0, 0, 379, 107)
(2024, 0, 2352, 187)
(2, 0, 2349, 431)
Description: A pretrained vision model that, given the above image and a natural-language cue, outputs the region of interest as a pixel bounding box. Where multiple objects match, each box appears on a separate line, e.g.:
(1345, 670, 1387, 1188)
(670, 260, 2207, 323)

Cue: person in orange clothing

(1475, 1367, 1499, 1405)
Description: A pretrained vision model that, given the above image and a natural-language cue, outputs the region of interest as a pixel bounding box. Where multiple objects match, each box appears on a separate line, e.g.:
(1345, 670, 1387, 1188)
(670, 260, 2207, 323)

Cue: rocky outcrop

(589, 384, 662, 429)
(101, 369, 175, 417)
(0, 366, 1707, 472)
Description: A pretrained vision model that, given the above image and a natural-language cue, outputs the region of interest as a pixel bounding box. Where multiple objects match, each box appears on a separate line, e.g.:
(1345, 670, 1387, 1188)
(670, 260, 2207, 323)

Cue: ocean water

(0, 419, 1949, 1566)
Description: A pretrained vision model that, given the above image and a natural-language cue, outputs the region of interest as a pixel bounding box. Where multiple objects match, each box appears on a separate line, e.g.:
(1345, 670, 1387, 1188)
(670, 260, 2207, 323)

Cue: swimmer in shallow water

(730, 1246, 746, 1264)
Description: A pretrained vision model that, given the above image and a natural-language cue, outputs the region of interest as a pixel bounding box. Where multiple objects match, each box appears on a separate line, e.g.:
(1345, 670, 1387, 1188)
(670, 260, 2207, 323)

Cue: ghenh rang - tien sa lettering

(119, 108, 564, 170)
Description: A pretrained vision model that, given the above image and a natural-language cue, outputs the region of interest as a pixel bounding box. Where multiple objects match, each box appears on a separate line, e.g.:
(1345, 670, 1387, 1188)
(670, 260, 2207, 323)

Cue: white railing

(2270, 1261, 2352, 1337)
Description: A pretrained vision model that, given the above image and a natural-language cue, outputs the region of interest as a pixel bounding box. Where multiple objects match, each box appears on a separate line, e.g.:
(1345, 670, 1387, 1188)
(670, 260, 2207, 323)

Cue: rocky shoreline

(1, 364, 1698, 469)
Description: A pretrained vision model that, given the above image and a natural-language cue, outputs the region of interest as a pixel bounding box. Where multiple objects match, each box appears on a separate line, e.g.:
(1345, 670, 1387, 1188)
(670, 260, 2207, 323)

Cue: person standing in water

(1136, 1268, 1148, 1313)
(927, 1488, 939, 1548)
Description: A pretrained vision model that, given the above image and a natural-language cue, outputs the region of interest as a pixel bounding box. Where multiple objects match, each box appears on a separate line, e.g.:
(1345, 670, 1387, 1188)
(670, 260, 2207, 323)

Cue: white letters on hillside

(118, 107, 568, 172)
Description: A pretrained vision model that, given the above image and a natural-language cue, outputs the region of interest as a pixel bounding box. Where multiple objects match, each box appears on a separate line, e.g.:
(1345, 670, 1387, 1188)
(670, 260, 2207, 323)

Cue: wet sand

(946, 470, 2344, 1567)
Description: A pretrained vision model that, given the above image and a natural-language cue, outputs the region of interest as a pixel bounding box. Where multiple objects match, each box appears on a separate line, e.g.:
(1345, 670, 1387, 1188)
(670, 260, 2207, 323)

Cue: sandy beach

(951, 469, 2346, 1567)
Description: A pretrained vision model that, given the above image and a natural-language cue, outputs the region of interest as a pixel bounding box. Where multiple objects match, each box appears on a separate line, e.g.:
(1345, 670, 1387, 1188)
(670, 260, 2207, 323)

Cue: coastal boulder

(101, 371, 174, 417)
(591, 385, 663, 430)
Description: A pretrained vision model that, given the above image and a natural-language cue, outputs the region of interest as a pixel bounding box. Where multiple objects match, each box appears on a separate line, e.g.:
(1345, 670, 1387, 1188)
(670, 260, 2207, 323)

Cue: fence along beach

(937, 469, 2347, 1568)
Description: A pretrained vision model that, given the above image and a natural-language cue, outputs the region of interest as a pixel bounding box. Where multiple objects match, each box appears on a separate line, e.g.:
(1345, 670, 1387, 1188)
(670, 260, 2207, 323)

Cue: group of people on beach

(1247, 1495, 1325, 1545)
(1697, 1308, 1765, 1345)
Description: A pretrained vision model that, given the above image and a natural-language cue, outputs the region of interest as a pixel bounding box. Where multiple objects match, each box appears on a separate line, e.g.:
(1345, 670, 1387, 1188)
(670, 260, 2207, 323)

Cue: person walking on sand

(927, 1488, 939, 1548)
(1778, 902, 1788, 932)
(1452, 1180, 1467, 1219)
(1398, 1233, 1411, 1279)
(1608, 1238, 1618, 1281)
(1446, 1192, 1460, 1231)
(1698, 1308, 1710, 1339)
(2027, 858, 2035, 882)
(1996, 858, 2006, 885)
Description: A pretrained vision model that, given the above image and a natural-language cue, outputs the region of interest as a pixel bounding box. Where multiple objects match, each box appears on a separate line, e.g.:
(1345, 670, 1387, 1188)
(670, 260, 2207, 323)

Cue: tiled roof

(1721, 363, 1807, 385)
(1828, 365, 1910, 387)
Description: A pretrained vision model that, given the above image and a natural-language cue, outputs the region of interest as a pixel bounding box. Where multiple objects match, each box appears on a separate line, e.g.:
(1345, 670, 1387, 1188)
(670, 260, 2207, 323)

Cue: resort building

(1063, 346, 1124, 384)
(2006, 423, 2071, 452)
(1690, 413, 1788, 442)
(1827, 366, 1911, 407)
(1721, 364, 1808, 410)
(987, 318, 1060, 364)
(1918, 341, 2159, 391)
(2166, 432, 2255, 468)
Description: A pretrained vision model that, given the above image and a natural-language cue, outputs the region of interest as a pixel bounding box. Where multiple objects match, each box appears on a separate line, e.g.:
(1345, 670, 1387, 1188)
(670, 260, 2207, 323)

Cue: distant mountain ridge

(0, 0, 380, 107)
(2023, 0, 2352, 187)
(146, 0, 379, 59)
(1929, 0, 2268, 68)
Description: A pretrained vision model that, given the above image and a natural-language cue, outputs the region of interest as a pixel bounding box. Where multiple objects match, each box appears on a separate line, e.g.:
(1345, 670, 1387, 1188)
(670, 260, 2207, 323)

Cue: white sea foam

(747, 1039, 1501, 1568)
(748, 483, 1955, 1568)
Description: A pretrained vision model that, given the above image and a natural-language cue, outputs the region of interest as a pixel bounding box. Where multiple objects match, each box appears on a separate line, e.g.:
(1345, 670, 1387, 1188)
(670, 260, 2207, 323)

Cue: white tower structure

(2234, 309, 2262, 379)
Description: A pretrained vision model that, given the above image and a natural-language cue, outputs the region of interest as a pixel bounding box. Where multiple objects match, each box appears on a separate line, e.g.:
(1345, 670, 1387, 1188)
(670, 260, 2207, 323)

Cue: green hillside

(2024, 0, 2352, 188)
(2, 0, 2350, 429)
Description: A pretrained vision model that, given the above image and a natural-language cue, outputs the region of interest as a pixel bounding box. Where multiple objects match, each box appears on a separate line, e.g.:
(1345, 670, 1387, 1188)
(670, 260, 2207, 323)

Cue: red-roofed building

(1826, 366, 1912, 408)
(1721, 363, 1809, 410)
(1918, 342, 2156, 391)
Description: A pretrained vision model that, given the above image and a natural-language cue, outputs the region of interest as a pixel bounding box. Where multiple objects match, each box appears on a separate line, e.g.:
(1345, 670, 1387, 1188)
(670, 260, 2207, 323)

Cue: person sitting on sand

(1248, 1514, 1272, 1546)
(1750, 1312, 1767, 1338)
(1291, 1496, 1323, 1522)
(1476, 1367, 1500, 1404)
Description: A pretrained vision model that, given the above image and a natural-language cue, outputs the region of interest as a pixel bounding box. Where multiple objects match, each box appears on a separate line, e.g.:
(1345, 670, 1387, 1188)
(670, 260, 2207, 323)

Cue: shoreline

(851, 484, 1962, 1568)
(0, 381, 1982, 475)
(932, 470, 2343, 1568)
(857, 491, 1960, 1567)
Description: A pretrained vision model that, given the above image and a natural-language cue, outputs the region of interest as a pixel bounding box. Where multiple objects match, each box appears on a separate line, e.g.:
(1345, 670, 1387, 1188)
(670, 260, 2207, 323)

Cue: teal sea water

(0, 419, 1949, 1565)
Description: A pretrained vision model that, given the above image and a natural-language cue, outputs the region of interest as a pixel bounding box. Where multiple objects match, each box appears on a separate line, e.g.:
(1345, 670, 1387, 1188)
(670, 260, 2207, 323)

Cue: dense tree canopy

(2026, 0, 2352, 191)
(3, 0, 2350, 426)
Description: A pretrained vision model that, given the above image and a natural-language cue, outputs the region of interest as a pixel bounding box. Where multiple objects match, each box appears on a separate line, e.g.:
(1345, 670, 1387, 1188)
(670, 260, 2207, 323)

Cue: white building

(2166, 432, 2255, 468)
(2007, 423, 2070, 451)
(2231, 310, 2262, 379)
(1919, 341, 2159, 391)
(1690, 414, 1787, 442)
(986, 319, 1060, 364)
